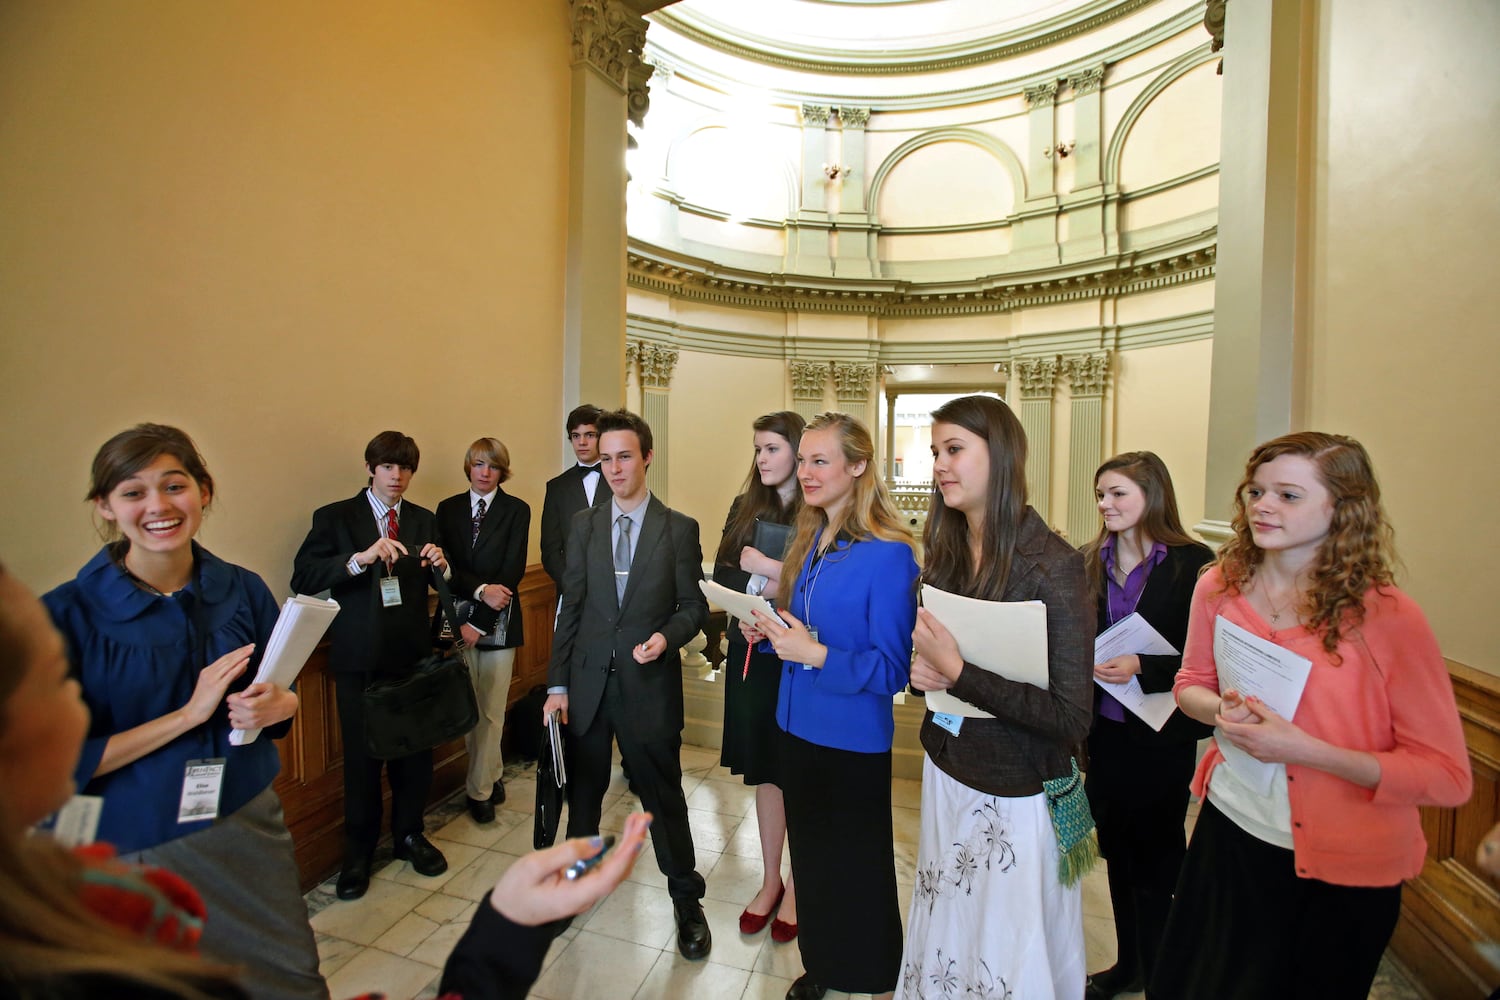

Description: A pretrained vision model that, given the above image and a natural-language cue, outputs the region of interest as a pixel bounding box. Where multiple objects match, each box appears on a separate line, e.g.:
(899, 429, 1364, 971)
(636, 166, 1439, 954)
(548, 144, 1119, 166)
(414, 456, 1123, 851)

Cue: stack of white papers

(1212, 616, 1312, 794)
(229, 595, 340, 746)
(1093, 612, 1181, 731)
(919, 585, 1048, 719)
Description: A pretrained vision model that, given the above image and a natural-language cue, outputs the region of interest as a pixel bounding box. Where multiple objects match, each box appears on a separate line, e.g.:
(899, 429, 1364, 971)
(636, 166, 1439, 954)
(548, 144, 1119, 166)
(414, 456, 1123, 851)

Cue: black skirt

(720, 638, 783, 785)
(778, 729, 902, 993)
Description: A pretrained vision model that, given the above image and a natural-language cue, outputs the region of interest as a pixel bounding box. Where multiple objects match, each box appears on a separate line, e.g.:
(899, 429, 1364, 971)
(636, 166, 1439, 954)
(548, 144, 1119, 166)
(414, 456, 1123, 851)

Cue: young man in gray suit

(542, 409, 712, 959)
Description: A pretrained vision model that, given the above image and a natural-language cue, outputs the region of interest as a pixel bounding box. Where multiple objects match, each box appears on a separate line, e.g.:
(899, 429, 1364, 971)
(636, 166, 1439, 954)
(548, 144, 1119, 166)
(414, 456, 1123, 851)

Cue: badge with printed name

(380, 575, 403, 608)
(932, 711, 964, 736)
(178, 758, 226, 823)
(807, 626, 819, 642)
(47, 794, 104, 847)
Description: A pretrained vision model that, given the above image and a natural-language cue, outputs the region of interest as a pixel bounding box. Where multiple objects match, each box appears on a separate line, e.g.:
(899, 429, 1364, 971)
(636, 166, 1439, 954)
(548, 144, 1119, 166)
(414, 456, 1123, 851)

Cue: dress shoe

(739, 886, 785, 935)
(770, 914, 798, 943)
(673, 898, 712, 960)
(1085, 965, 1143, 1000)
(785, 974, 826, 1000)
(394, 833, 448, 877)
(489, 779, 506, 805)
(335, 854, 371, 901)
(467, 796, 496, 824)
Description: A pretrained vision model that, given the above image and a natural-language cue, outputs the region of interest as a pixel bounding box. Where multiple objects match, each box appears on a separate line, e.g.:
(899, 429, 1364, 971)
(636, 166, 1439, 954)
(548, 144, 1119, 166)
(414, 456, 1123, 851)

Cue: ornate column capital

(1013, 357, 1060, 400)
(640, 344, 679, 389)
(800, 104, 833, 127)
(1067, 66, 1105, 96)
(832, 362, 876, 403)
(789, 360, 830, 401)
(837, 106, 870, 129)
(1063, 352, 1110, 397)
(1205, 0, 1227, 54)
(569, 0, 648, 90)
(627, 58, 656, 129)
(624, 339, 643, 383)
(1024, 82, 1058, 109)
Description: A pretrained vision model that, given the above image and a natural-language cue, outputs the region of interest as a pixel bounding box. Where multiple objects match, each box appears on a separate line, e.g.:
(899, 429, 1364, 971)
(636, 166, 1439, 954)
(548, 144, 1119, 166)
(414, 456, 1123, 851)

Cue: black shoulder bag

(362, 565, 480, 760)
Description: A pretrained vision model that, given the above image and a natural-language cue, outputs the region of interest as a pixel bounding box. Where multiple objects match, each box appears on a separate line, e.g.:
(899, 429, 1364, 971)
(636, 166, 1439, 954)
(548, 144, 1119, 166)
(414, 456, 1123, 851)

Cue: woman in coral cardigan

(1152, 432, 1471, 1000)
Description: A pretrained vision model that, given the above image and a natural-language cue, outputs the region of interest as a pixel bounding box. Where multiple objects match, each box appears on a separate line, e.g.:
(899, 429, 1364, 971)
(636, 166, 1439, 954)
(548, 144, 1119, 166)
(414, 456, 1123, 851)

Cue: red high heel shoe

(739, 886, 785, 935)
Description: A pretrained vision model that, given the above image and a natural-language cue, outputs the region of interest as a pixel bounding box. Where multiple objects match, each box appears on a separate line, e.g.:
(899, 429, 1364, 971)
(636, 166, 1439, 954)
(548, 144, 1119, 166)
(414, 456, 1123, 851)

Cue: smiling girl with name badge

(42, 424, 326, 1000)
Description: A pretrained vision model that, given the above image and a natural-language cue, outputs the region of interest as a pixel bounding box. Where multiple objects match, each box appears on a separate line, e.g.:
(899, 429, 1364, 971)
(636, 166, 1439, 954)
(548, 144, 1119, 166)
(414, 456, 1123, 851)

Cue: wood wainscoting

(271, 565, 556, 891)
(1390, 660, 1500, 998)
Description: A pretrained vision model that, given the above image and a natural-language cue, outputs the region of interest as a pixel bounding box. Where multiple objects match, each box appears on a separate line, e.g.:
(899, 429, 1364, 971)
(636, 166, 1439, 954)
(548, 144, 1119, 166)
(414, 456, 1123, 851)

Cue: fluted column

(884, 387, 899, 482)
(1010, 358, 1059, 523)
(1064, 66, 1110, 257)
(637, 343, 678, 501)
(787, 105, 834, 276)
(1064, 353, 1110, 545)
(564, 0, 650, 414)
(1015, 82, 1061, 261)
(789, 360, 829, 421)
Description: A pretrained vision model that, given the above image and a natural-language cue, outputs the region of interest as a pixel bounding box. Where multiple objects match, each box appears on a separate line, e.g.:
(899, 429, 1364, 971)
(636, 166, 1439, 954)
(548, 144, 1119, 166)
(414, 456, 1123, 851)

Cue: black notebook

(751, 518, 793, 559)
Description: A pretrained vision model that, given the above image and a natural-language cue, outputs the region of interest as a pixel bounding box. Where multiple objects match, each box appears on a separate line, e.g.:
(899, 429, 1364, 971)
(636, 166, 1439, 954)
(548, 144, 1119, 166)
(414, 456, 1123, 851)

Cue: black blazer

(547, 495, 707, 742)
(289, 491, 439, 675)
(539, 465, 608, 590)
(434, 489, 530, 649)
(1090, 541, 1215, 746)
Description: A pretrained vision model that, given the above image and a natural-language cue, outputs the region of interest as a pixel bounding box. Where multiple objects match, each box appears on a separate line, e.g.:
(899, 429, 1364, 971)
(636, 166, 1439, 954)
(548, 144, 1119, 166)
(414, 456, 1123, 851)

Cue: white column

(638, 343, 678, 501)
(1010, 358, 1058, 523)
(1064, 353, 1110, 545)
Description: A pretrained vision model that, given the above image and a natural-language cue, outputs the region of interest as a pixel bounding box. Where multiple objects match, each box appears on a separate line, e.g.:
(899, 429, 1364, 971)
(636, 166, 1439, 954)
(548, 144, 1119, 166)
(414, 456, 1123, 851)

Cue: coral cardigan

(1174, 567, 1471, 886)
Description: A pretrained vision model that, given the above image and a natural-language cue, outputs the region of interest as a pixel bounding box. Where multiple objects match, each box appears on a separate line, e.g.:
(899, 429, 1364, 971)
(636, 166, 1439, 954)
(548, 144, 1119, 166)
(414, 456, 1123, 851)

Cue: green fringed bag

(1043, 757, 1099, 887)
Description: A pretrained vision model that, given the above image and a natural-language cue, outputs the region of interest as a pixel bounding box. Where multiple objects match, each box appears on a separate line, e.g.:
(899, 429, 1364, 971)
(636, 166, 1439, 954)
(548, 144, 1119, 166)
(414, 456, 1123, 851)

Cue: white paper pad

(698, 579, 787, 629)
(919, 584, 1048, 719)
(229, 595, 340, 745)
(1211, 616, 1312, 794)
(1093, 612, 1180, 732)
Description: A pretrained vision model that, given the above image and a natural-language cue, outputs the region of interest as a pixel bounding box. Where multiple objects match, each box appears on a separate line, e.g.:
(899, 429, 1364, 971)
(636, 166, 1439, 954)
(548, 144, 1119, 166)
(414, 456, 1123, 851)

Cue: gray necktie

(614, 514, 632, 602)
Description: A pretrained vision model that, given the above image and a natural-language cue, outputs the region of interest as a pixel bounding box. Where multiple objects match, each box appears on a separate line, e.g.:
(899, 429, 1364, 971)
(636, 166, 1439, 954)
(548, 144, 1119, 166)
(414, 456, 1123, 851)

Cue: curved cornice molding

(1103, 44, 1221, 187)
(627, 232, 1216, 316)
(649, 0, 1157, 76)
(866, 128, 1028, 217)
(641, 6, 1202, 112)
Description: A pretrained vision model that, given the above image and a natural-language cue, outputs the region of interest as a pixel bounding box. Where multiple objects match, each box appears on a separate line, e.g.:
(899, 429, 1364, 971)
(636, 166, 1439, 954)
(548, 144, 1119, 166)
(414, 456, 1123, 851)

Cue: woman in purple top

(1079, 452, 1213, 1000)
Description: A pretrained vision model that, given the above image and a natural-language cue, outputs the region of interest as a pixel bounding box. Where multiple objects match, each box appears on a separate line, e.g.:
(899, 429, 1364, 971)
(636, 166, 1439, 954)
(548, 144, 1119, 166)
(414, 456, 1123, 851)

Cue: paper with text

(920, 584, 1048, 719)
(1093, 612, 1180, 731)
(1211, 615, 1313, 795)
(229, 595, 340, 745)
(699, 579, 787, 629)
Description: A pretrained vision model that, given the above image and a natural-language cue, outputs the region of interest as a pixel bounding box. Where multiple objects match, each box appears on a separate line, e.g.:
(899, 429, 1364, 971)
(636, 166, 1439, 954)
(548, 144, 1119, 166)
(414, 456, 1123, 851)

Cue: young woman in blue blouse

(751, 412, 919, 1000)
(42, 424, 327, 1000)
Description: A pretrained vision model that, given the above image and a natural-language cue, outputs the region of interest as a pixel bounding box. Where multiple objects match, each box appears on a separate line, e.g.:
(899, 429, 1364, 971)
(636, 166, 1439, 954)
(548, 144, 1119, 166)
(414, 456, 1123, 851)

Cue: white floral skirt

(898, 756, 1084, 999)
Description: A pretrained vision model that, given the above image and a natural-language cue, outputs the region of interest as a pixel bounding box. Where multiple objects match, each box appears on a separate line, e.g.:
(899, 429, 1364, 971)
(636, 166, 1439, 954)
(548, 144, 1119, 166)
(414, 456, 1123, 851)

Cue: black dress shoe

(467, 796, 496, 824)
(335, 854, 371, 901)
(394, 833, 448, 877)
(1085, 965, 1143, 1000)
(785, 974, 827, 1000)
(673, 899, 712, 960)
(490, 779, 506, 805)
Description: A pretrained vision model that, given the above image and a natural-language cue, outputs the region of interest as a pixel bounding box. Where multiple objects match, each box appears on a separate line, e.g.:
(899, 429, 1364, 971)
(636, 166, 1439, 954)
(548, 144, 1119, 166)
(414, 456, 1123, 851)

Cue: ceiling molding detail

(627, 234, 1216, 317)
(649, 0, 1158, 76)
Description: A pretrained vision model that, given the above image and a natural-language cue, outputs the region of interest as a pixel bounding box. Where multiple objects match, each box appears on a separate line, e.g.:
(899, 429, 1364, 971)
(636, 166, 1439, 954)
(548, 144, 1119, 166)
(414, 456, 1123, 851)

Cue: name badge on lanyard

(178, 758, 226, 823)
(380, 574, 402, 608)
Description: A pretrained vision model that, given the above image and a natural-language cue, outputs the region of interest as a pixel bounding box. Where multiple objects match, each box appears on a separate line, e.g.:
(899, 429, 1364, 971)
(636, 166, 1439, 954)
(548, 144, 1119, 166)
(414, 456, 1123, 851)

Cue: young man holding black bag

(291, 430, 451, 901)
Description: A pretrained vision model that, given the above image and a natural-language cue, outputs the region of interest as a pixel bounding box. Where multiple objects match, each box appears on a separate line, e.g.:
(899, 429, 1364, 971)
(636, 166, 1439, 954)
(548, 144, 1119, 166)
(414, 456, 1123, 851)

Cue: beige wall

(0, 1, 573, 595)
(1109, 339, 1214, 536)
(1303, 2, 1500, 672)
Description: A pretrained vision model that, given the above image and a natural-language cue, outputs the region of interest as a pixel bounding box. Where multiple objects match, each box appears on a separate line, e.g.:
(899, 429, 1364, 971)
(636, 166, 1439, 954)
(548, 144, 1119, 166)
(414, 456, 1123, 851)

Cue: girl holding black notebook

(713, 410, 804, 941)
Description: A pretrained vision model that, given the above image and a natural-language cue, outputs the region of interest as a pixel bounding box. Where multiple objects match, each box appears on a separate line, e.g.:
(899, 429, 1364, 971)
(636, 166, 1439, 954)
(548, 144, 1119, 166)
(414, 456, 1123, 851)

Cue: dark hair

(364, 431, 420, 473)
(566, 404, 603, 434)
(86, 424, 215, 505)
(715, 412, 805, 567)
(463, 437, 511, 485)
(0, 563, 24, 719)
(1081, 451, 1202, 595)
(922, 395, 1028, 601)
(595, 409, 652, 457)
(1218, 432, 1395, 658)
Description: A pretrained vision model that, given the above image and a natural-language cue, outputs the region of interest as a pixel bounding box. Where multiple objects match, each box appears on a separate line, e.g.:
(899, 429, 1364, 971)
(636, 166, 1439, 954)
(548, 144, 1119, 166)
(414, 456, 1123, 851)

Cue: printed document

(1211, 616, 1313, 795)
(919, 584, 1048, 719)
(229, 595, 340, 745)
(699, 579, 787, 629)
(1093, 612, 1180, 732)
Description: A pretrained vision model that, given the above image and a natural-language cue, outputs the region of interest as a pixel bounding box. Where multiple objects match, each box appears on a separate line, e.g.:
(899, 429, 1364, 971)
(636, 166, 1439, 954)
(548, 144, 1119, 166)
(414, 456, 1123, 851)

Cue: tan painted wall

(1109, 339, 1214, 536)
(0, 1, 572, 595)
(1303, 2, 1500, 672)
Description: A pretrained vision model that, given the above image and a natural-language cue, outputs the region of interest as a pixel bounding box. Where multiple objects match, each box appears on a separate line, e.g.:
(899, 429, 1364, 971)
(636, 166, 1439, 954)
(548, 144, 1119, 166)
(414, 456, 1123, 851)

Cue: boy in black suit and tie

(435, 438, 530, 824)
(291, 431, 450, 900)
(543, 409, 712, 959)
(540, 404, 608, 594)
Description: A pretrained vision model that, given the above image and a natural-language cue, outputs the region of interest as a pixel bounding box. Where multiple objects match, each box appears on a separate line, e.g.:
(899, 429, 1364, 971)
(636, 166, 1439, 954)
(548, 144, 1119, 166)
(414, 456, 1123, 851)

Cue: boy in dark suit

(539, 404, 608, 593)
(435, 437, 530, 824)
(291, 430, 450, 900)
(542, 409, 712, 959)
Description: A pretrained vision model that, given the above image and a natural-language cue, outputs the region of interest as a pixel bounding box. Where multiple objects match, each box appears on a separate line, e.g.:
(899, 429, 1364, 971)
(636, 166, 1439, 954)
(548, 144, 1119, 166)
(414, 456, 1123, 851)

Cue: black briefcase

(363, 566, 479, 760)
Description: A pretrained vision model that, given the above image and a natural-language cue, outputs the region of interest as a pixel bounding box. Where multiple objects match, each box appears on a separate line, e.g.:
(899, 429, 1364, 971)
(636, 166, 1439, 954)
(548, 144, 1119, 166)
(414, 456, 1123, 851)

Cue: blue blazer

(775, 533, 919, 754)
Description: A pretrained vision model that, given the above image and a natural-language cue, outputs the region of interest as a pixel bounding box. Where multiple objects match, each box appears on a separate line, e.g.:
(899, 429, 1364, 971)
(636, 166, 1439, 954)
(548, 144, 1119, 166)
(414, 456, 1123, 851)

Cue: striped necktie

(385, 508, 398, 540)
(471, 498, 486, 546)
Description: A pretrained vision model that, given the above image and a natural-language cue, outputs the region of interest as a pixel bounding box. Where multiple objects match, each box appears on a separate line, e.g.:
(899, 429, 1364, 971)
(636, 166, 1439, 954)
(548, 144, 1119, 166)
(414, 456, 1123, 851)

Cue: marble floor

(305, 745, 1424, 1000)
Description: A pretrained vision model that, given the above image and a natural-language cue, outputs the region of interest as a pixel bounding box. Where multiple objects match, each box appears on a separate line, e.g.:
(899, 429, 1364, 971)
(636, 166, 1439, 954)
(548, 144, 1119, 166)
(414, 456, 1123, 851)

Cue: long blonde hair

(780, 413, 912, 601)
(1216, 432, 1396, 659)
(0, 565, 241, 998)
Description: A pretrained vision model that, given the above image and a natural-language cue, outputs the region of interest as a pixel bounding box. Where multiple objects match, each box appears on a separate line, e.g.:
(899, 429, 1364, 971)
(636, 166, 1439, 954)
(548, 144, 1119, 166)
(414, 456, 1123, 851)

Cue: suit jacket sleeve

(437, 891, 562, 1000)
(659, 511, 708, 651)
(469, 499, 532, 636)
(547, 508, 593, 688)
(290, 504, 353, 596)
(710, 496, 753, 595)
(540, 477, 568, 588)
(1133, 544, 1214, 695)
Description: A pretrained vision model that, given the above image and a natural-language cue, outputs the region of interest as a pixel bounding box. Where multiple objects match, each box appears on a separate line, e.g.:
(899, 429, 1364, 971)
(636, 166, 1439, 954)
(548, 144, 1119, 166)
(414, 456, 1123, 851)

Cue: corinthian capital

(801, 104, 832, 127)
(1013, 357, 1059, 400)
(838, 106, 871, 129)
(832, 362, 875, 402)
(1064, 353, 1110, 397)
(1024, 82, 1058, 109)
(640, 344, 679, 389)
(569, 0, 648, 90)
(789, 360, 830, 400)
(1067, 66, 1105, 96)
